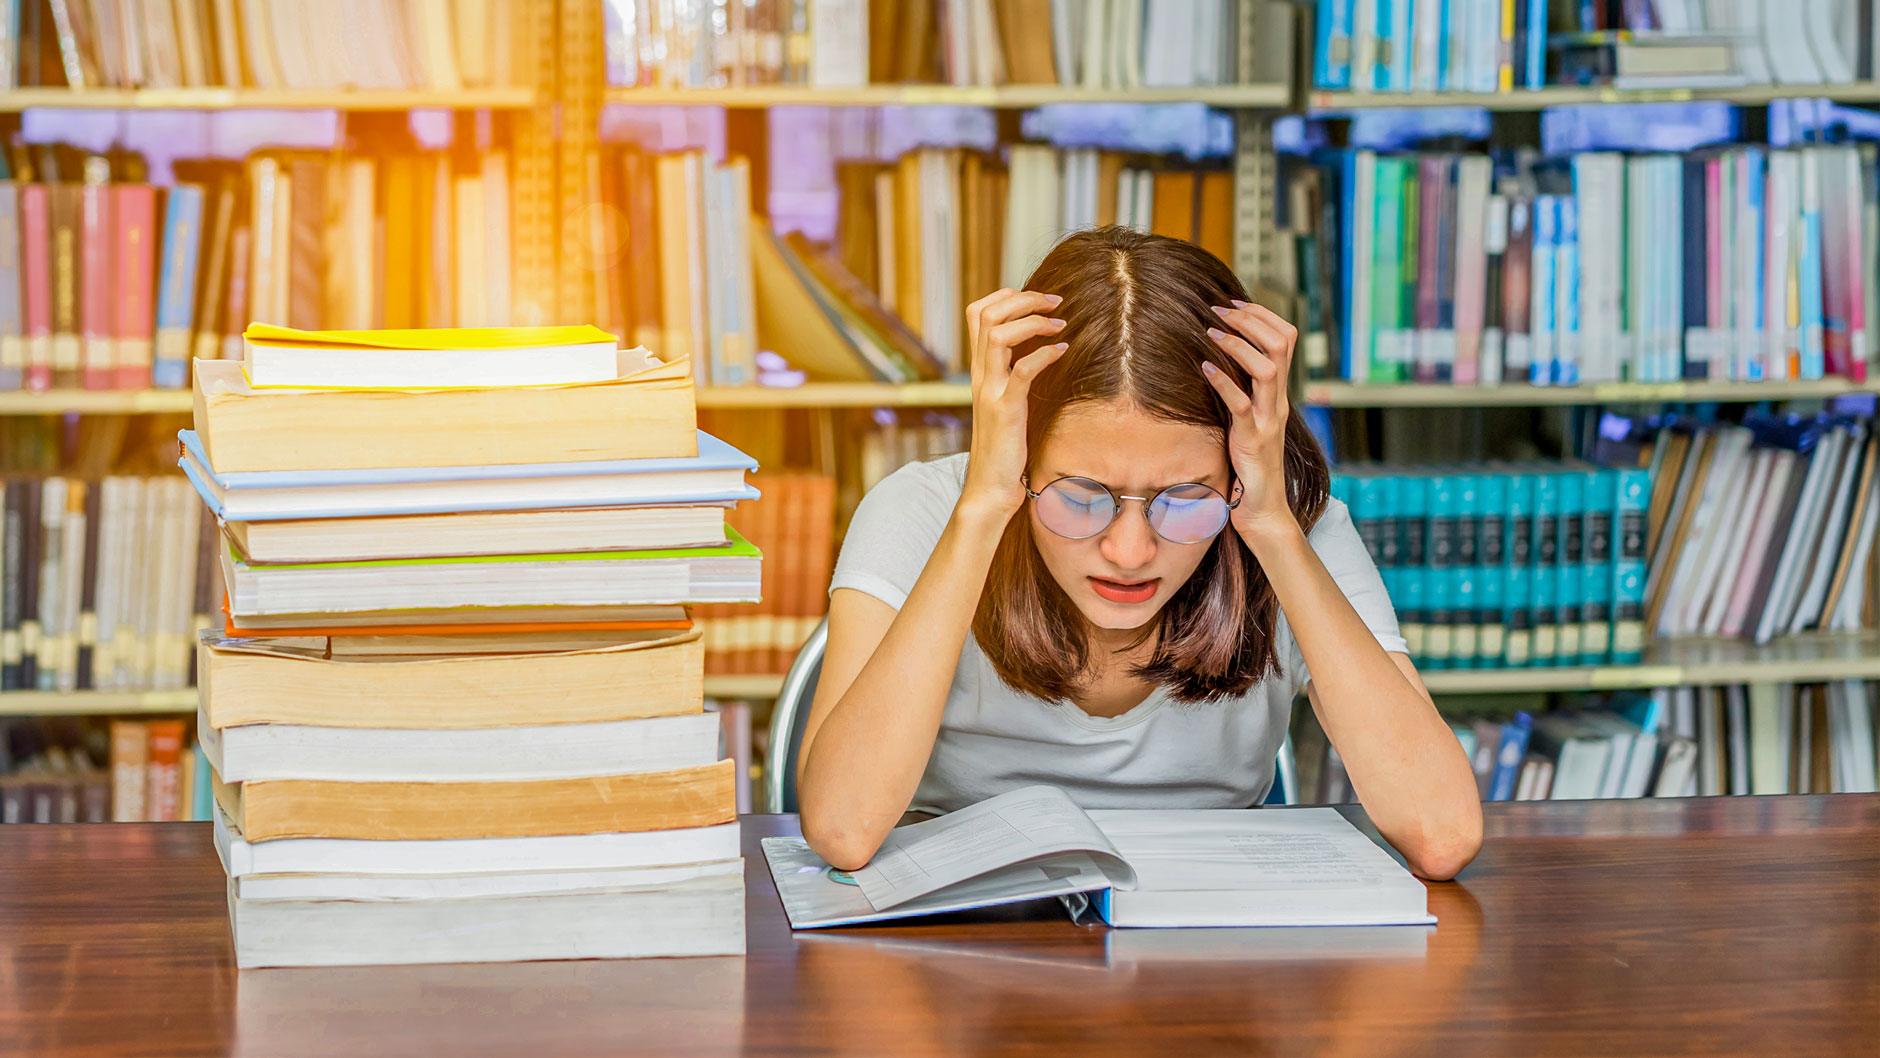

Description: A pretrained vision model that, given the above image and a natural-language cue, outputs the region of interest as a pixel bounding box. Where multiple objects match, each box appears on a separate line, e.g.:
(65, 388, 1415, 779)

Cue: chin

(1072, 590, 1169, 631)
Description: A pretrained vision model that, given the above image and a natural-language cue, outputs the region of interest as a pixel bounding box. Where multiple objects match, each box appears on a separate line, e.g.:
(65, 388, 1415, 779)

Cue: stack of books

(181, 324, 761, 968)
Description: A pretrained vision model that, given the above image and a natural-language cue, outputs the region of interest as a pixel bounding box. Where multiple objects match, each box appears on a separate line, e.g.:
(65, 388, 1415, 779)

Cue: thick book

(189, 353, 698, 473)
(227, 873, 745, 968)
(211, 758, 737, 842)
(763, 786, 1433, 930)
(241, 323, 624, 389)
(177, 428, 758, 522)
(223, 504, 733, 564)
(221, 530, 761, 617)
(222, 602, 691, 639)
(201, 709, 722, 784)
(196, 627, 706, 728)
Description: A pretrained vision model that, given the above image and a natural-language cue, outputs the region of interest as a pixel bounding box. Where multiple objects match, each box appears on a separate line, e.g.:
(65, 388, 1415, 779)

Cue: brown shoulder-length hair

(971, 225, 1330, 704)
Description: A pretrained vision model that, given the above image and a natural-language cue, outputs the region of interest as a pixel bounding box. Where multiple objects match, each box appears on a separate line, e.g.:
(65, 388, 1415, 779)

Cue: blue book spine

(1746, 150, 1767, 381)
(153, 185, 205, 390)
(1556, 470, 1585, 665)
(1435, 0, 1454, 89)
(1522, 0, 1547, 87)
(1425, 472, 1460, 670)
(1582, 468, 1617, 664)
(1612, 467, 1650, 664)
(1530, 196, 1557, 387)
(1371, 0, 1393, 89)
(1315, 0, 1354, 89)
(1556, 196, 1581, 387)
(1800, 197, 1825, 381)
(1487, 711, 1533, 800)
(1338, 151, 1364, 381)
(1388, 0, 1415, 89)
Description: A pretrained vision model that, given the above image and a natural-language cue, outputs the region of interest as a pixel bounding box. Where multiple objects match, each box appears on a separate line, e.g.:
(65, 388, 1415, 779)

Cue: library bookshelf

(1306, 82, 1880, 112)
(10, 379, 1879, 417)
(607, 84, 1292, 109)
(0, 88, 537, 111)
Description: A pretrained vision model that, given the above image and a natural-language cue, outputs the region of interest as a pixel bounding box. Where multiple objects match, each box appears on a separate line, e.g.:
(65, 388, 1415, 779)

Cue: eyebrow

(1042, 470, 1228, 491)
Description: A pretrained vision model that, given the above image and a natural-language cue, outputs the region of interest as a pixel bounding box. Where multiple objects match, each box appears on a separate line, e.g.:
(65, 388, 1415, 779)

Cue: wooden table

(2, 796, 1876, 1057)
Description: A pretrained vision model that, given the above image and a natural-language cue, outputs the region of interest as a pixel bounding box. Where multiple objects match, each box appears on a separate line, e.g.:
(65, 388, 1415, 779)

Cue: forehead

(1036, 400, 1228, 485)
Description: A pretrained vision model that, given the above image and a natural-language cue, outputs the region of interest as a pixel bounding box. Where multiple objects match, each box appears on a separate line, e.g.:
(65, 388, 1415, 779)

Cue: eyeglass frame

(1020, 473, 1244, 543)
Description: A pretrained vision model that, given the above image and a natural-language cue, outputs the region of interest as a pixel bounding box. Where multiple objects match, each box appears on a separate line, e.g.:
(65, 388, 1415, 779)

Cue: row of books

(0, 143, 515, 391)
(1312, 0, 1874, 93)
(0, 717, 210, 823)
(195, 324, 755, 968)
(1641, 413, 1878, 642)
(1, 475, 215, 692)
(1334, 460, 1651, 669)
(3, 0, 511, 90)
(1284, 141, 1880, 387)
(1297, 682, 1880, 804)
(695, 471, 835, 676)
(608, 0, 1283, 90)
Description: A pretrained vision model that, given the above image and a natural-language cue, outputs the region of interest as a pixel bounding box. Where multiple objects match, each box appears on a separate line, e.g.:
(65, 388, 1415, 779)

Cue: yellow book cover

(242, 324, 619, 351)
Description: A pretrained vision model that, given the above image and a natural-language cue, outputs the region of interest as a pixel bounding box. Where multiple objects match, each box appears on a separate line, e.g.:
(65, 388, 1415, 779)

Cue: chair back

(762, 617, 827, 813)
(760, 616, 1297, 811)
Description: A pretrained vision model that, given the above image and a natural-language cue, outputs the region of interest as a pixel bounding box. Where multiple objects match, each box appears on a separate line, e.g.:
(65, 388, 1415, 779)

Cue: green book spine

(1372, 159, 1406, 383)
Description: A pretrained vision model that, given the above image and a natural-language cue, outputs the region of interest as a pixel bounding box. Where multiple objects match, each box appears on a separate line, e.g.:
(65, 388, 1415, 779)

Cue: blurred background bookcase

(3, 0, 1878, 817)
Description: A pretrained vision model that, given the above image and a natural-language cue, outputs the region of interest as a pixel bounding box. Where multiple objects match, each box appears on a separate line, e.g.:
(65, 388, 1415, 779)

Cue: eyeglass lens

(1033, 477, 1229, 544)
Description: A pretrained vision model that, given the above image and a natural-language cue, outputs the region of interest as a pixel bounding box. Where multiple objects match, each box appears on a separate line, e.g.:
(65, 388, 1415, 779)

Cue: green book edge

(231, 524, 761, 571)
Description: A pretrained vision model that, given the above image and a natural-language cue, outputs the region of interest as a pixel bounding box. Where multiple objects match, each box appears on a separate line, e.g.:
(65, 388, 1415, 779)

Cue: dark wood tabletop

(2, 795, 1876, 1058)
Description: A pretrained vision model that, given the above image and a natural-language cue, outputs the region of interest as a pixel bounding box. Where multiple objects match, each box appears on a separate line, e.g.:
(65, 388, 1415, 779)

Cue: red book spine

(142, 719, 185, 822)
(113, 185, 157, 390)
(19, 185, 51, 392)
(79, 183, 113, 390)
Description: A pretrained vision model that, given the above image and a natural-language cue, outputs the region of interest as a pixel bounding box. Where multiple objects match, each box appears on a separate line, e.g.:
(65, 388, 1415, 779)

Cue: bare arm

(796, 289, 1069, 870)
(1203, 300, 1482, 880)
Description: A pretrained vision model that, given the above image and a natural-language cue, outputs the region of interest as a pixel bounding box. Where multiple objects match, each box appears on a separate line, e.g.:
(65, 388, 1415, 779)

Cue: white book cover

(1785, 423, 1868, 633)
(808, 0, 867, 86)
(1753, 428, 1843, 642)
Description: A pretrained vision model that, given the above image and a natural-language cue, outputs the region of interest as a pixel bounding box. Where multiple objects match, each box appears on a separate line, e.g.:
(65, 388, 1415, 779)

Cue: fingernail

(1047, 317, 1067, 327)
(1043, 294, 1063, 306)
(1206, 326, 1228, 340)
(1052, 342, 1069, 351)
(1201, 361, 1219, 376)
(1210, 305, 1233, 319)
(1231, 299, 1253, 309)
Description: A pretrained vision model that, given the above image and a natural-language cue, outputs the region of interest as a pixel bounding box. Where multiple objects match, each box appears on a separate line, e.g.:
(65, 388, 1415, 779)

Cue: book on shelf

(1281, 140, 1878, 388)
(1, 474, 215, 693)
(0, 716, 212, 824)
(763, 784, 1433, 929)
(609, 0, 1286, 90)
(0, 143, 526, 394)
(8, 0, 511, 91)
(695, 470, 836, 675)
(1312, 0, 1867, 92)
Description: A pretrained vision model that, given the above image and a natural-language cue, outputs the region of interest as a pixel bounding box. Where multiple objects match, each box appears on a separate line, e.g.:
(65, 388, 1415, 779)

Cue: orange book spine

(143, 719, 186, 822)
(113, 185, 158, 390)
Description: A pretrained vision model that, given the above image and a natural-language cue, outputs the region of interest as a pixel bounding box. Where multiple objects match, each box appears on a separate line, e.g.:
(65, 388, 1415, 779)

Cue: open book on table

(761, 786, 1436, 930)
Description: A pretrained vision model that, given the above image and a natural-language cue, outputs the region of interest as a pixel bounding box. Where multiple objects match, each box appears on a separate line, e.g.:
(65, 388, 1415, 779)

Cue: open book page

(1086, 808, 1418, 892)
(850, 786, 1136, 911)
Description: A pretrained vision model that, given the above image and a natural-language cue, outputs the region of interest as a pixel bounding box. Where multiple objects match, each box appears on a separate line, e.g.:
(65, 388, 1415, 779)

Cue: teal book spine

(1424, 471, 1459, 670)
(1582, 468, 1618, 664)
(1350, 470, 1388, 568)
(1473, 473, 1508, 668)
(1612, 466, 1650, 664)
(1502, 471, 1535, 667)
(154, 184, 205, 390)
(1555, 470, 1585, 665)
(191, 740, 213, 822)
(1531, 469, 1561, 665)
(1396, 473, 1431, 664)
(1373, 159, 1407, 383)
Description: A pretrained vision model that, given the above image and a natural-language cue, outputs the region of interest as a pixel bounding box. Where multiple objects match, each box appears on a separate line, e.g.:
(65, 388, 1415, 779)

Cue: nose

(1098, 497, 1158, 571)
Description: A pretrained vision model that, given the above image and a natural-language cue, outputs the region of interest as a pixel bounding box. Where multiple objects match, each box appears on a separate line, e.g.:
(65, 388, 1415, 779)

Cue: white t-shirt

(828, 453, 1407, 814)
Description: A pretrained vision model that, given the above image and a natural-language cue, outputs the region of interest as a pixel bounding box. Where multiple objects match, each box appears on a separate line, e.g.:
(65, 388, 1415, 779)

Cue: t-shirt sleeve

(827, 457, 965, 611)
(1281, 497, 1410, 686)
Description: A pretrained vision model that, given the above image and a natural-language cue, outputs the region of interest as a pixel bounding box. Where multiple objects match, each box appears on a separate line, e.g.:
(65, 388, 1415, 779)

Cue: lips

(1088, 576, 1160, 604)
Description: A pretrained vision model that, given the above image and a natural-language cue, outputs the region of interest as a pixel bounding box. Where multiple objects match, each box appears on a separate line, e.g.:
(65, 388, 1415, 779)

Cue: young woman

(796, 227, 1482, 880)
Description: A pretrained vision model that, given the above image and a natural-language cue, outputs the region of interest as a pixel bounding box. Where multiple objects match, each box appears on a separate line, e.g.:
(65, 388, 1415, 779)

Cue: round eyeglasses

(1022, 475, 1241, 544)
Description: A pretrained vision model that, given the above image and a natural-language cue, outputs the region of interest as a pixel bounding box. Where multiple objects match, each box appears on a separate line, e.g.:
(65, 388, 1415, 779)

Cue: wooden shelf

(1303, 378, 1880, 407)
(1308, 82, 1880, 112)
(607, 84, 1292, 108)
(0, 690, 196, 717)
(0, 389, 193, 414)
(1423, 632, 1880, 695)
(698, 381, 973, 408)
(0, 87, 537, 111)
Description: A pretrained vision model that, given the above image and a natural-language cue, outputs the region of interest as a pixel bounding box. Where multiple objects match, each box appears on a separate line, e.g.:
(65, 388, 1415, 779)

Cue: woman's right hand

(958, 288, 1069, 522)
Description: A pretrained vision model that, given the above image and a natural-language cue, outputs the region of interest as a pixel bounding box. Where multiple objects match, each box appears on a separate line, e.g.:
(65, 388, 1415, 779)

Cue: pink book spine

(79, 183, 113, 390)
(20, 184, 51, 392)
(1720, 457, 1786, 637)
(113, 185, 156, 390)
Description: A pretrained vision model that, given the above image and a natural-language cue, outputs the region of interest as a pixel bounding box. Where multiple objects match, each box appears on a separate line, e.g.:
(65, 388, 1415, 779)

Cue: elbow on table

(799, 810, 884, 873)
(1405, 805, 1484, 881)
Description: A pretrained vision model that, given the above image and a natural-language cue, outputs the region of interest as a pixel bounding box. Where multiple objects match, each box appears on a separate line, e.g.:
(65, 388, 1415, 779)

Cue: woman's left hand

(1199, 299, 1297, 540)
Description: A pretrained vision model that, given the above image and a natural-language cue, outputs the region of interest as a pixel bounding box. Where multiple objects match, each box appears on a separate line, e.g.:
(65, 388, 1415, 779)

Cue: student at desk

(796, 227, 1483, 881)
